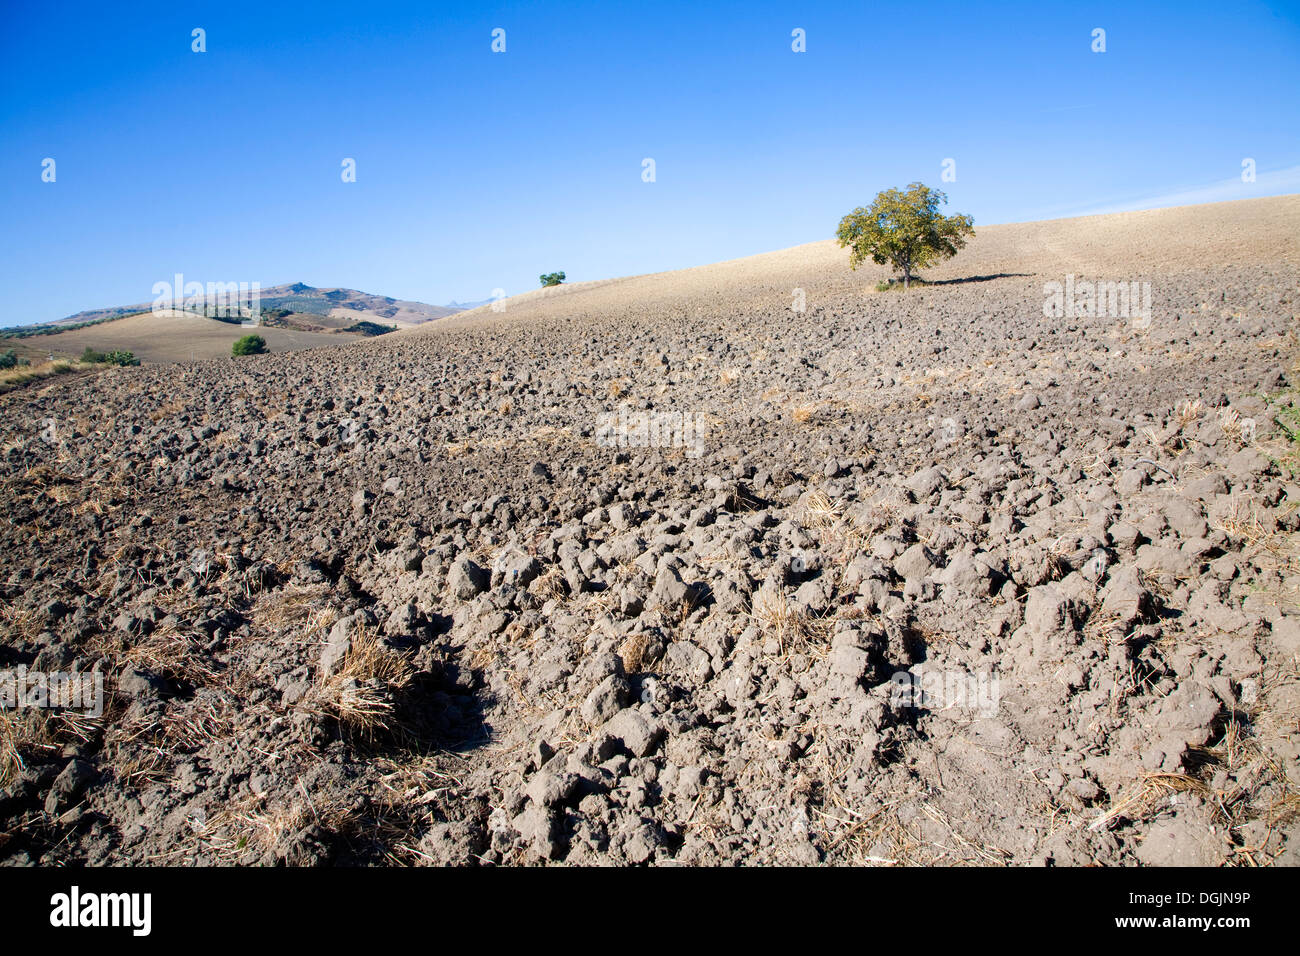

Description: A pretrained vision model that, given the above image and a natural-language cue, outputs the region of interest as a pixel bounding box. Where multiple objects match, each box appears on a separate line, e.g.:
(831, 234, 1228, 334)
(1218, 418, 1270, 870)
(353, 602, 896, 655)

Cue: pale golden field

(5, 309, 362, 365)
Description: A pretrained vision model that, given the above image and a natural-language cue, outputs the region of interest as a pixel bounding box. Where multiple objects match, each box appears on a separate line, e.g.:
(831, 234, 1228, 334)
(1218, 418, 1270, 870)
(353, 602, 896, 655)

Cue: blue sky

(1, 0, 1297, 326)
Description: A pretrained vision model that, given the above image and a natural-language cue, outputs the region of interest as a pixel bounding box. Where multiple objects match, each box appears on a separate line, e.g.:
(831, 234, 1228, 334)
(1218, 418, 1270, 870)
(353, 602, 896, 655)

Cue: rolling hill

(3, 310, 364, 365)
(45, 282, 461, 330)
(2, 283, 468, 364)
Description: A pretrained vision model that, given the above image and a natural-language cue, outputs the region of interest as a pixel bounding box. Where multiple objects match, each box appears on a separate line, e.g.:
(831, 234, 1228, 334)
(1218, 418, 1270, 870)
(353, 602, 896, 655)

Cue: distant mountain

(444, 298, 495, 310)
(49, 283, 462, 329)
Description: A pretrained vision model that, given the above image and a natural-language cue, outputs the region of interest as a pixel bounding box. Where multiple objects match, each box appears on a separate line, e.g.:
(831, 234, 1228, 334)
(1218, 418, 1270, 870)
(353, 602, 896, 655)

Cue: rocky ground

(1, 195, 1298, 866)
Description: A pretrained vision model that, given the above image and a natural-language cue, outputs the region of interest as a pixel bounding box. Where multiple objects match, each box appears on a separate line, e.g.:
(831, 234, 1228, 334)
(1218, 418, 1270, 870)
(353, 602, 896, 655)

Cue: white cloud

(1032, 164, 1300, 220)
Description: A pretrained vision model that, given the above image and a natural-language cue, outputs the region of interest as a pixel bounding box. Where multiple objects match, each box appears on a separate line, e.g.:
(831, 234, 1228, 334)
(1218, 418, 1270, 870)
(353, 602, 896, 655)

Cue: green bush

(79, 347, 138, 366)
(0, 349, 18, 369)
(232, 334, 268, 357)
(539, 271, 566, 287)
(344, 321, 396, 336)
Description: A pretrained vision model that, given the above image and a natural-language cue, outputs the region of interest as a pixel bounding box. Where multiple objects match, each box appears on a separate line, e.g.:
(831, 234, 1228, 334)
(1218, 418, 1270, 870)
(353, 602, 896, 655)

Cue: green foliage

(344, 320, 397, 336)
(232, 334, 268, 357)
(539, 272, 566, 287)
(0, 349, 18, 369)
(836, 183, 974, 287)
(80, 347, 139, 366)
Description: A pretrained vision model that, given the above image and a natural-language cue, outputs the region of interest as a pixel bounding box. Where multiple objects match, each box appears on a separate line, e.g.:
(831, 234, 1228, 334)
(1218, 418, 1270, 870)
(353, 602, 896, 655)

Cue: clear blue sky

(2, 0, 1297, 326)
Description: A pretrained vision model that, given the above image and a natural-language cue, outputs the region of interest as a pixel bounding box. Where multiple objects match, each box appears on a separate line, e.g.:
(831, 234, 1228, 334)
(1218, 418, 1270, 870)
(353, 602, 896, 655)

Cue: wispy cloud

(1029, 165, 1300, 221)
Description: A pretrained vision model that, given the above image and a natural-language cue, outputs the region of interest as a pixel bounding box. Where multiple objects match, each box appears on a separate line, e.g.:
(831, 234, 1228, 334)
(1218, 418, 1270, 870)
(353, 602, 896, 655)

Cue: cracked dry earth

(2, 195, 1299, 866)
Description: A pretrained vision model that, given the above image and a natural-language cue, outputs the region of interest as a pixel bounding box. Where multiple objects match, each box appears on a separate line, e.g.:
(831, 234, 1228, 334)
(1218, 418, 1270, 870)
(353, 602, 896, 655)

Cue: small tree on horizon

(539, 272, 566, 287)
(836, 183, 974, 289)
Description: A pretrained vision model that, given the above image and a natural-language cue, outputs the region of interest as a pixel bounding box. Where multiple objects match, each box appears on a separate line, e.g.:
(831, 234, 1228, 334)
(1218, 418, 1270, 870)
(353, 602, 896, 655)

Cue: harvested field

(1, 195, 1298, 866)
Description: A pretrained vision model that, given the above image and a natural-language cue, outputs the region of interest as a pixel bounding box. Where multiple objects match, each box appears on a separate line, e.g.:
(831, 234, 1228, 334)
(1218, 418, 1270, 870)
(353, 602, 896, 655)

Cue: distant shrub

(540, 271, 566, 287)
(79, 347, 138, 366)
(345, 321, 396, 336)
(232, 334, 268, 357)
(258, 308, 294, 328)
(0, 349, 18, 369)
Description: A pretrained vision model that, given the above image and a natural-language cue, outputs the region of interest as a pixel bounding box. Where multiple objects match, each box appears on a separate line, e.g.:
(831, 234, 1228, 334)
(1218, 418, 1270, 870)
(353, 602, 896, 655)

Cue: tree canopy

(836, 183, 974, 288)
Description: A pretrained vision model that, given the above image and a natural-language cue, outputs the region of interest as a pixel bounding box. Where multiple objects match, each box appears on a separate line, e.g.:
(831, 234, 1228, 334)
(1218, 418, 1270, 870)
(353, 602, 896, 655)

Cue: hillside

(3, 310, 364, 365)
(440, 194, 1299, 327)
(0, 195, 1297, 867)
(1, 281, 464, 363)
(252, 283, 461, 327)
(25, 283, 459, 335)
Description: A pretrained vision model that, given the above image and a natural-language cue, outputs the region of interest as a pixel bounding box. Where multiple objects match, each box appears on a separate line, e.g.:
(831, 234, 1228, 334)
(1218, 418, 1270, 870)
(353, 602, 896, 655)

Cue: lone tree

(539, 271, 566, 287)
(836, 183, 974, 289)
(232, 334, 267, 357)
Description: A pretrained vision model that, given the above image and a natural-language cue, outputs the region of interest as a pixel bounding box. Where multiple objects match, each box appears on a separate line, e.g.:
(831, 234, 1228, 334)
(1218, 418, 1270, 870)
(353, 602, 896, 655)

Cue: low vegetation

(344, 321, 397, 336)
(306, 625, 413, 738)
(539, 271, 566, 287)
(874, 277, 932, 292)
(232, 334, 268, 357)
(0, 358, 79, 393)
(80, 347, 140, 367)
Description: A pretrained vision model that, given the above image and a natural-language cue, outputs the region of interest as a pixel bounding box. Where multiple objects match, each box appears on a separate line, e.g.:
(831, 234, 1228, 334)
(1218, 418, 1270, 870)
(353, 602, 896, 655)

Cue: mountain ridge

(39, 282, 463, 330)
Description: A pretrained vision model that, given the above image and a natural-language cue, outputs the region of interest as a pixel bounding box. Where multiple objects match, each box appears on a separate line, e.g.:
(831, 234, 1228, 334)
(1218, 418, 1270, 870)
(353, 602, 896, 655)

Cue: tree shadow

(927, 272, 1032, 286)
